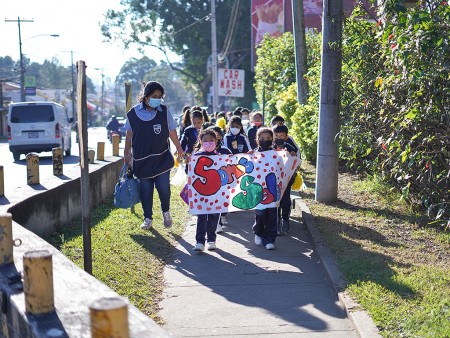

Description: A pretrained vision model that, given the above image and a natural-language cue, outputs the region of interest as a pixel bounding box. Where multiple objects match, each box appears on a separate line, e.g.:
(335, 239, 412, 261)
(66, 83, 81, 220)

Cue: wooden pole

(97, 142, 105, 161)
(112, 134, 120, 156)
(90, 297, 129, 338)
(23, 250, 54, 314)
(77, 60, 92, 274)
(0, 213, 14, 265)
(52, 147, 63, 176)
(125, 82, 135, 213)
(26, 153, 39, 185)
(0, 165, 4, 196)
(88, 150, 95, 164)
(292, 0, 309, 104)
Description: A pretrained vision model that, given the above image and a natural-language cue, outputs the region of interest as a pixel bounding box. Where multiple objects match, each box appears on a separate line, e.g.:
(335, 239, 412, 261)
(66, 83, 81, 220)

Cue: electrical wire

(218, 0, 241, 62)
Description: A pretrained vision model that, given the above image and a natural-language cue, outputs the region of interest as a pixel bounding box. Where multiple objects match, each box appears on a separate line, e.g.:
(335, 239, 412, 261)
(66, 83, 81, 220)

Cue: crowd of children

(177, 106, 301, 253)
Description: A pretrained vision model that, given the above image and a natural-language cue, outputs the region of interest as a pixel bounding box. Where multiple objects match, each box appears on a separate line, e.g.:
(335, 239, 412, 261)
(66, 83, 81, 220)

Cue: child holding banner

(247, 111, 263, 150)
(273, 124, 300, 234)
(193, 129, 225, 252)
(253, 127, 278, 250)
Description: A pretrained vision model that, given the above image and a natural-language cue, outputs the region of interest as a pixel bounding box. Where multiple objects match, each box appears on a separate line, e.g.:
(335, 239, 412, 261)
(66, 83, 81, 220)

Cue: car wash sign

(218, 68, 245, 97)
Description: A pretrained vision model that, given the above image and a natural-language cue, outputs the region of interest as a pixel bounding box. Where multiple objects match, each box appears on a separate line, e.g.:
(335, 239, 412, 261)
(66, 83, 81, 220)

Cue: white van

(7, 101, 74, 161)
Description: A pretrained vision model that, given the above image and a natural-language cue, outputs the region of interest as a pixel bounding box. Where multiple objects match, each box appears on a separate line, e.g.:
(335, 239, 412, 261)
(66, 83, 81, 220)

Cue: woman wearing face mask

(124, 81, 184, 230)
(223, 116, 251, 155)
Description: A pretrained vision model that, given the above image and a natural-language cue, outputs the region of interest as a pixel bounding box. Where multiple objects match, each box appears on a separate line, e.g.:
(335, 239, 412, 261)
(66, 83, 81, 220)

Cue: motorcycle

(107, 130, 122, 143)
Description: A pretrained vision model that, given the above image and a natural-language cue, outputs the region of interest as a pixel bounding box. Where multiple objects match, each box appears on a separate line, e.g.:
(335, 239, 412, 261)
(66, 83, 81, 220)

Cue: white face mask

(230, 127, 240, 135)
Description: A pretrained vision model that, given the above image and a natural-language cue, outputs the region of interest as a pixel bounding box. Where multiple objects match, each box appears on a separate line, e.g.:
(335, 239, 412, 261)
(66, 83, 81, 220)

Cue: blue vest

(127, 105, 174, 179)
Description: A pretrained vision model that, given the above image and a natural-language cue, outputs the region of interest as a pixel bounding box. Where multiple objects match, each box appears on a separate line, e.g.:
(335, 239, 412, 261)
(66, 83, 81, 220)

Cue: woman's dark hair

(193, 128, 217, 151)
(256, 127, 273, 144)
(202, 109, 210, 122)
(137, 81, 165, 103)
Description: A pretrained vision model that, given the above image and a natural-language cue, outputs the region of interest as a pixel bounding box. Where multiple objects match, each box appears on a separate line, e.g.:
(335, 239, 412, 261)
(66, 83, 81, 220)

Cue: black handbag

(114, 165, 140, 208)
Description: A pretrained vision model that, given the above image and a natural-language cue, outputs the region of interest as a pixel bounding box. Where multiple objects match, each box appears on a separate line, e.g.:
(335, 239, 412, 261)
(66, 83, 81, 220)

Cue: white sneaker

(254, 235, 262, 246)
(220, 215, 228, 224)
(140, 218, 152, 230)
(207, 242, 217, 250)
(265, 243, 275, 250)
(162, 211, 173, 228)
(216, 223, 224, 234)
(194, 243, 205, 252)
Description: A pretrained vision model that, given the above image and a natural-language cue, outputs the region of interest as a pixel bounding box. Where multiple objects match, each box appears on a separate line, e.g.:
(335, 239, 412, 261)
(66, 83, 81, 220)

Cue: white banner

(218, 68, 245, 97)
(186, 150, 300, 215)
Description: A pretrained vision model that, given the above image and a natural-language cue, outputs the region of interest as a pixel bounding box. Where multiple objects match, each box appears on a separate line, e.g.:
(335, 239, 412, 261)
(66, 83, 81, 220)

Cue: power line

(170, 14, 211, 36)
(219, 0, 241, 62)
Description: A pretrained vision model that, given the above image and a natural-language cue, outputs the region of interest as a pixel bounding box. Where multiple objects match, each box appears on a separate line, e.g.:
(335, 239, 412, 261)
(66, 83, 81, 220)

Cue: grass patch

(299, 161, 450, 337)
(46, 184, 190, 323)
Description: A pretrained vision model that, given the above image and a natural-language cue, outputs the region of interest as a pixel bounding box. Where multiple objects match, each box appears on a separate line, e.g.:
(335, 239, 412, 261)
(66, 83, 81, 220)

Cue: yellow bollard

(112, 134, 120, 156)
(97, 142, 105, 161)
(26, 153, 40, 185)
(0, 165, 4, 196)
(52, 147, 63, 176)
(23, 250, 54, 314)
(90, 297, 129, 338)
(88, 150, 95, 164)
(0, 213, 14, 265)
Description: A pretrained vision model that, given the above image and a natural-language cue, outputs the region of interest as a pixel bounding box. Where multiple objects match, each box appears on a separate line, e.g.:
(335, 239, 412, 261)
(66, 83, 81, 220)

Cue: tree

(101, 0, 254, 107)
(115, 56, 157, 96)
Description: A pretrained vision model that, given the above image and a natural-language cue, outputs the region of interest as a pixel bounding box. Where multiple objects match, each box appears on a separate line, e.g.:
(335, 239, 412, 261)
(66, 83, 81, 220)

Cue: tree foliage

(101, 0, 254, 107)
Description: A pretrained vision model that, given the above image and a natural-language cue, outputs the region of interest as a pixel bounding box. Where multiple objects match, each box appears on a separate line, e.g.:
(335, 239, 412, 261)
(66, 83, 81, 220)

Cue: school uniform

(274, 141, 299, 233)
(223, 132, 251, 154)
(252, 147, 278, 246)
(180, 125, 199, 155)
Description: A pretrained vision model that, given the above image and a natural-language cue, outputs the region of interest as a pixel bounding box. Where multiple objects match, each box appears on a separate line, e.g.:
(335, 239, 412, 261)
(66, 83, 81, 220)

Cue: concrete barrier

(0, 157, 171, 337)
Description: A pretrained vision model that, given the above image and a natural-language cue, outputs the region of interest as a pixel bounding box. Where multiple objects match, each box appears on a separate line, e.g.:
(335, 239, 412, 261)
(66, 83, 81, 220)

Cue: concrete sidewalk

(159, 200, 360, 337)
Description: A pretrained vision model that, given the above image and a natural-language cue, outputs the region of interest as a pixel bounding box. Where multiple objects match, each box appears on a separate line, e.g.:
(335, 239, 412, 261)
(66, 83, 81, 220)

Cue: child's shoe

(207, 242, 217, 250)
(194, 243, 205, 252)
(265, 243, 275, 250)
(254, 235, 262, 246)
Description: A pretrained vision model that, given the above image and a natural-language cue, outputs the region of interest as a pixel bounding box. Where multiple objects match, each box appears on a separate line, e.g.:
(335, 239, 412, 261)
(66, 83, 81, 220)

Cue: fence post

(0, 213, 14, 265)
(52, 147, 63, 176)
(112, 135, 120, 156)
(88, 150, 95, 164)
(26, 153, 39, 185)
(23, 250, 54, 314)
(90, 297, 129, 338)
(97, 142, 105, 161)
(0, 165, 4, 196)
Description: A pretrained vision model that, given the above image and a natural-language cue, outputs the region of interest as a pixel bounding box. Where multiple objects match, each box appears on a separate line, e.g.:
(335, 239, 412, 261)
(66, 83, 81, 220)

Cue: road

(0, 127, 124, 197)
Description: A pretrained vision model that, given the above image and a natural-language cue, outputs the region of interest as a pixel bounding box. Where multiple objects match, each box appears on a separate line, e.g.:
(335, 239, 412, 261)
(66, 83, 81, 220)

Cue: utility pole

(211, 0, 219, 113)
(63, 51, 77, 119)
(5, 17, 33, 102)
(315, 0, 343, 202)
(292, 0, 309, 104)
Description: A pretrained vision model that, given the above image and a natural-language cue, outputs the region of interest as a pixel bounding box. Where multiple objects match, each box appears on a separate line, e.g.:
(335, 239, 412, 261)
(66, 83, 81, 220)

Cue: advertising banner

(186, 150, 300, 215)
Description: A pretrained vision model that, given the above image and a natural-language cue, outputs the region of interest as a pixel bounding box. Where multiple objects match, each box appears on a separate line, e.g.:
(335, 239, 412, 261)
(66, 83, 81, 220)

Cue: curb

(292, 196, 382, 338)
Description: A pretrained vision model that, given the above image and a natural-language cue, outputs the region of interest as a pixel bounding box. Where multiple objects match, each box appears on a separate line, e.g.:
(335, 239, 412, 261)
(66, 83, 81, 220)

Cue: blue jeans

(196, 213, 219, 245)
(139, 170, 171, 220)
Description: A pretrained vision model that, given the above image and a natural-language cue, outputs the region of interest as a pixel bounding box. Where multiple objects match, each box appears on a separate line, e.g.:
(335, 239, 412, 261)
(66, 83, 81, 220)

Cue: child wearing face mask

(273, 124, 300, 235)
(253, 127, 278, 250)
(180, 109, 204, 156)
(192, 129, 225, 252)
(223, 116, 251, 155)
(247, 111, 263, 150)
(207, 126, 232, 233)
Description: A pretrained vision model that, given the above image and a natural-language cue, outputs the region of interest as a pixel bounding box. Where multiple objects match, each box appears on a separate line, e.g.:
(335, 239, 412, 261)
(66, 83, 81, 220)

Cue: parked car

(7, 101, 73, 161)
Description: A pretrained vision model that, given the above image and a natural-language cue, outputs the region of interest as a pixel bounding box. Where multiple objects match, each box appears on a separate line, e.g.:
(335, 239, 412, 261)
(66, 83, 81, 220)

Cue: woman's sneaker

(140, 218, 152, 230)
(194, 243, 205, 252)
(163, 211, 173, 228)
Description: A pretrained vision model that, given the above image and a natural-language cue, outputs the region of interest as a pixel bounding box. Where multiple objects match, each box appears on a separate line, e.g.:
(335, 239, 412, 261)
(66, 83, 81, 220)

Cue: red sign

(218, 68, 245, 97)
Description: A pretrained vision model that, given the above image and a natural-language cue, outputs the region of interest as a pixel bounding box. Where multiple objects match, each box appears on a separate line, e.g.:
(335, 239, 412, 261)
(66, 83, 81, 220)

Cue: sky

(1, 0, 180, 85)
